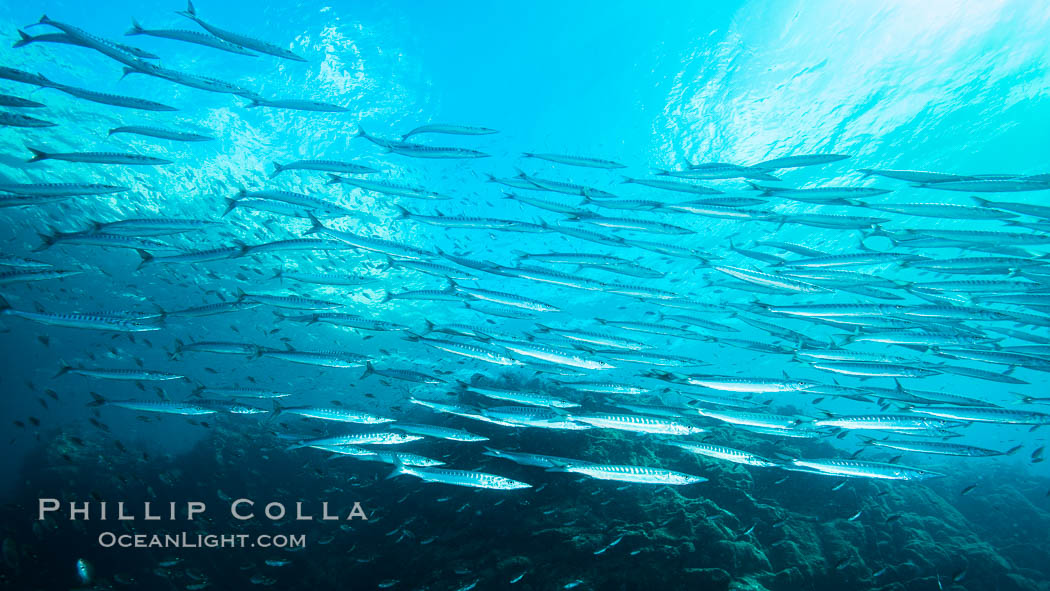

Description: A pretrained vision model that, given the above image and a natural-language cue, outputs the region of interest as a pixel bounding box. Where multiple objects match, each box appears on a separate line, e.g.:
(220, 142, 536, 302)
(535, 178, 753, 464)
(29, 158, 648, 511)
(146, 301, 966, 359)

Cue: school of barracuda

(3, 5, 1050, 503)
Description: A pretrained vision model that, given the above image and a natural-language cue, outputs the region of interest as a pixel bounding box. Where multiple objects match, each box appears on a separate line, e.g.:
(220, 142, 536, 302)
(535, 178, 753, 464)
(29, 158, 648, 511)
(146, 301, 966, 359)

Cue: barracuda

(813, 414, 958, 431)
(176, 1, 306, 61)
(666, 441, 780, 467)
(547, 462, 706, 485)
(305, 214, 436, 260)
(125, 18, 258, 55)
(492, 339, 614, 370)
(693, 408, 806, 430)
(286, 432, 423, 449)
(273, 403, 392, 424)
(714, 266, 829, 293)
(0, 298, 162, 332)
(655, 372, 814, 394)
(533, 324, 650, 350)
(482, 448, 589, 468)
(458, 382, 580, 408)
(481, 406, 590, 430)
(55, 365, 185, 381)
(361, 362, 445, 384)
(401, 123, 498, 138)
(404, 335, 522, 366)
(570, 413, 703, 435)
(260, 347, 368, 368)
(329, 447, 445, 467)
(89, 394, 215, 415)
(388, 461, 532, 490)
(391, 423, 488, 442)
(787, 458, 944, 480)
(859, 437, 1008, 457)
(909, 406, 1050, 425)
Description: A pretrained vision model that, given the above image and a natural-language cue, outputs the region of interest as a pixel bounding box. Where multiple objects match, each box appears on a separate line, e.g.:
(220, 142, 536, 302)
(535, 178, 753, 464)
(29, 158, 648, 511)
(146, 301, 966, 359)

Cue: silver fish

(388, 462, 531, 490)
(176, 0, 306, 61)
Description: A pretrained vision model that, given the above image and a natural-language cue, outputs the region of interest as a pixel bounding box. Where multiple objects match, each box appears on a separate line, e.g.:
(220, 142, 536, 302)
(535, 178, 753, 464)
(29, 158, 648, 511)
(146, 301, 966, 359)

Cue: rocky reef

(1, 396, 1049, 590)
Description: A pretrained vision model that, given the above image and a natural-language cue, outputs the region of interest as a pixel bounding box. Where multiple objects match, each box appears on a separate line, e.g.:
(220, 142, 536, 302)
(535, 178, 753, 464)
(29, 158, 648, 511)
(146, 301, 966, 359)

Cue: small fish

(593, 534, 624, 555)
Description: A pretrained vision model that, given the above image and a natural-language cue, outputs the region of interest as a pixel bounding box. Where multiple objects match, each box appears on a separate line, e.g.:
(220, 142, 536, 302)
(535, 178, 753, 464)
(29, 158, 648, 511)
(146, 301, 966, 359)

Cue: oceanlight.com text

(97, 532, 306, 549)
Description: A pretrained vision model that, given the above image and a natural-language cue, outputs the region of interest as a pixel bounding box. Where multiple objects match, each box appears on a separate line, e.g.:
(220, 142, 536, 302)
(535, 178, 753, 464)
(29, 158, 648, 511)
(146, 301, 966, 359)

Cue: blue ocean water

(2, 1, 1050, 590)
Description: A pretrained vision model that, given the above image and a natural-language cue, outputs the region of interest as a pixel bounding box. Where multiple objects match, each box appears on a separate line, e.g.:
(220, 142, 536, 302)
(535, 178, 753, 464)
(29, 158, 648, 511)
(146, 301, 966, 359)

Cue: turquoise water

(2, 2, 1050, 590)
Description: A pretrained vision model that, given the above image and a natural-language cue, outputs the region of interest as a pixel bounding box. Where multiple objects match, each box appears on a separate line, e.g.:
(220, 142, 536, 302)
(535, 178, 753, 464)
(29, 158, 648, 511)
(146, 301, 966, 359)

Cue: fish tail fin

(26, 146, 49, 162)
(53, 359, 74, 378)
(325, 173, 341, 185)
(134, 249, 154, 270)
(0, 294, 10, 314)
(304, 212, 325, 235)
(402, 332, 421, 343)
(355, 126, 369, 139)
(421, 318, 435, 334)
(169, 338, 184, 360)
(87, 392, 106, 407)
(33, 231, 55, 252)
(269, 161, 283, 178)
(393, 204, 411, 219)
(360, 361, 375, 379)
(221, 197, 239, 217)
(484, 173, 497, 183)
(271, 400, 286, 418)
(126, 18, 144, 35)
(744, 181, 768, 195)
(835, 330, 858, 348)
(521, 152, 535, 158)
(861, 226, 893, 243)
(857, 168, 873, 178)
(178, 0, 197, 17)
(386, 456, 409, 479)
(13, 30, 33, 47)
